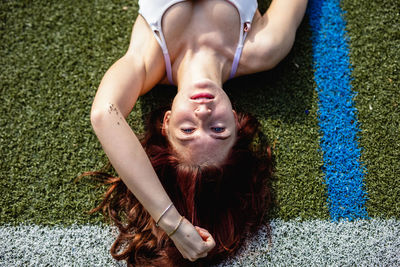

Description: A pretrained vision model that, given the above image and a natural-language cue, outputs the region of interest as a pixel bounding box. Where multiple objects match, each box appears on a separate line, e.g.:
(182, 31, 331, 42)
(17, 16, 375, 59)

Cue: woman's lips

(190, 93, 214, 100)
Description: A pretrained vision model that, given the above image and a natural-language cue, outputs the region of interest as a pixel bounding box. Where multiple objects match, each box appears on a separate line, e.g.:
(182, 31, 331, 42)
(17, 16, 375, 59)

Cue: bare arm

(241, 0, 308, 73)
(90, 17, 215, 261)
(90, 53, 174, 223)
(262, 0, 308, 64)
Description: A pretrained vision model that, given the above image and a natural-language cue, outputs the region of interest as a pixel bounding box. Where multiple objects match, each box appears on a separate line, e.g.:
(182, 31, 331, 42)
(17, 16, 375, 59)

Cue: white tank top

(138, 0, 258, 85)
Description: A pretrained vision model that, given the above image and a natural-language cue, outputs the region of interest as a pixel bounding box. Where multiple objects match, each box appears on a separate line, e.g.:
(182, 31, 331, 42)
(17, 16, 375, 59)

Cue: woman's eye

(211, 127, 225, 133)
(181, 128, 195, 134)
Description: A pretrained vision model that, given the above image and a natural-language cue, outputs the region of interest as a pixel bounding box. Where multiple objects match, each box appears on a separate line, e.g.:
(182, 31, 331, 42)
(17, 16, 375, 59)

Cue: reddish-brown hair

(84, 107, 273, 266)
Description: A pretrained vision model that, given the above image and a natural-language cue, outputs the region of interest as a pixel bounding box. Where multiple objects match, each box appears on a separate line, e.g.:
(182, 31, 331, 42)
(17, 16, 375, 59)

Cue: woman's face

(163, 79, 238, 165)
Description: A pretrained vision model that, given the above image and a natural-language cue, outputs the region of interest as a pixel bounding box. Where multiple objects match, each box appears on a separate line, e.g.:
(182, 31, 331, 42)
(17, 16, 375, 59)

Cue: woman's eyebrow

(176, 135, 196, 142)
(176, 134, 231, 142)
(213, 134, 231, 140)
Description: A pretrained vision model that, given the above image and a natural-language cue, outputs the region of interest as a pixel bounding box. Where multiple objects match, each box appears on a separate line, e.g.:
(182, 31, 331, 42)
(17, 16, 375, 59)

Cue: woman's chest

(162, 1, 241, 58)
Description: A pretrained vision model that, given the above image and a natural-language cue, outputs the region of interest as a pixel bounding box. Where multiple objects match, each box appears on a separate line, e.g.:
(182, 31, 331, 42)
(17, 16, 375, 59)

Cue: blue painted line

(307, 0, 369, 221)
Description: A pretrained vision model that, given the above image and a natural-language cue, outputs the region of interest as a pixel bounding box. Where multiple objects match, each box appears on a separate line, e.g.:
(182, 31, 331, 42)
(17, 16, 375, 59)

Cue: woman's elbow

(90, 104, 109, 130)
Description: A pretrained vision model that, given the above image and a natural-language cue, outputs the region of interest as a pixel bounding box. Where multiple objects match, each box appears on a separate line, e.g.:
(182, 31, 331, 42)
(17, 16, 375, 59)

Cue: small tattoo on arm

(108, 103, 123, 126)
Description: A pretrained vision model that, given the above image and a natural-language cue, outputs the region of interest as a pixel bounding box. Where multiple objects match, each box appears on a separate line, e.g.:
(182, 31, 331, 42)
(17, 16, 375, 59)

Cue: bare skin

(91, 0, 308, 262)
(162, 78, 238, 165)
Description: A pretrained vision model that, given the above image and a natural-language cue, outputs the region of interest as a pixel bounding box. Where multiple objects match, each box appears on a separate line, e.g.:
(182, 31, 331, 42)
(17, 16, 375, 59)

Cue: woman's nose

(194, 105, 212, 119)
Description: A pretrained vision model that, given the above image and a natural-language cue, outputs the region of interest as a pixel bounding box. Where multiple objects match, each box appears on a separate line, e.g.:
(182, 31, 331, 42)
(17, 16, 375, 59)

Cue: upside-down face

(162, 79, 238, 165)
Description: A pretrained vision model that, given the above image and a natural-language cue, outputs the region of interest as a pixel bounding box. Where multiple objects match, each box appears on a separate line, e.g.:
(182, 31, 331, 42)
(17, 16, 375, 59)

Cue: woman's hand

(169, 218, 216, 262)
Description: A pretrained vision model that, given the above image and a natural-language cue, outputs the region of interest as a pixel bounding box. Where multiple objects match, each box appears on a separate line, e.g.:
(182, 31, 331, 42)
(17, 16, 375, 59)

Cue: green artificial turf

(342, 0, 400, 218)
(0, 0, 328, 225)
(0, 0, 143, 225)
(5, 0, 399, 226)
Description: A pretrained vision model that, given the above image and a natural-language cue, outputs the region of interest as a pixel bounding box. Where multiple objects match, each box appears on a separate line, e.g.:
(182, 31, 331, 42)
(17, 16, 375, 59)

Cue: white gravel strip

(0, 224, 122, 267)
(216, 219, 400, 267)
(1, 219, 399, 266)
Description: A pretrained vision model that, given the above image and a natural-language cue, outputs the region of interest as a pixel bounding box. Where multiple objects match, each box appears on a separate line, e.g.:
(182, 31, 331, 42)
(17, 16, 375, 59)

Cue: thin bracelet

(155, 202, 174, 227)
(168, 216, 185, 237)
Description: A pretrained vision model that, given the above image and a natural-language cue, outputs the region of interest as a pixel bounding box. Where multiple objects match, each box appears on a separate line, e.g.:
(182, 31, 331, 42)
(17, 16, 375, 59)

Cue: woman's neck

(176, 48, 229, 91)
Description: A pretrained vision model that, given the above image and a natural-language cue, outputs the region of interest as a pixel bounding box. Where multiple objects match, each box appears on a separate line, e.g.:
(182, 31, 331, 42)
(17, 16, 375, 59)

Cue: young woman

(89, 0, 308, 265)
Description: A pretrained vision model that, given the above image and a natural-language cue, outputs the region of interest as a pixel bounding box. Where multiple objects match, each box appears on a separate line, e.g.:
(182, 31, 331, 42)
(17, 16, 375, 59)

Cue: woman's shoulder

(238, 13, 284, 75)
(238, 0, 308, 76)
(126, 16, 169, 92)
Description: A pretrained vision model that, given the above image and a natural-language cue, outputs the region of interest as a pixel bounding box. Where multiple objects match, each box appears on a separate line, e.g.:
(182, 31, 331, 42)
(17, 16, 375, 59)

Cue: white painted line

(1, 219, 399, 266)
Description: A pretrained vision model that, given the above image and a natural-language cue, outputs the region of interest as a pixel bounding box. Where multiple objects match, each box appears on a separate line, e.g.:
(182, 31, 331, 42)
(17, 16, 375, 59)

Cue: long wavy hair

(83, 107, 273, 266)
